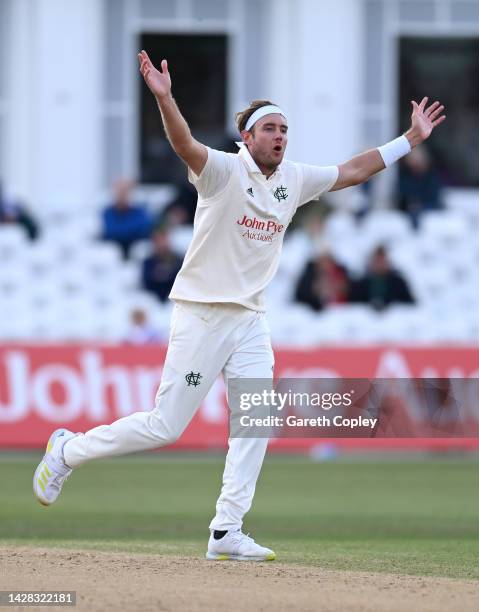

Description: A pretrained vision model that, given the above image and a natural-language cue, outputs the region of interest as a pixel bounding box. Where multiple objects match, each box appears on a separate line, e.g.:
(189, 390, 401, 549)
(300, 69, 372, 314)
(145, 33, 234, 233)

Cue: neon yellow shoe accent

(266, 552, 276, 561)
(216, 555, 229, 560)
(33, 429, 75, 507)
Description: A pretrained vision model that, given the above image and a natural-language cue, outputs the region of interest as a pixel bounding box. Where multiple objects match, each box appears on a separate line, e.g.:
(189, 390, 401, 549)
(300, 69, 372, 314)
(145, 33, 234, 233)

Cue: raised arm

(138, 50, 207, 176)
(331, 97, 446, 191)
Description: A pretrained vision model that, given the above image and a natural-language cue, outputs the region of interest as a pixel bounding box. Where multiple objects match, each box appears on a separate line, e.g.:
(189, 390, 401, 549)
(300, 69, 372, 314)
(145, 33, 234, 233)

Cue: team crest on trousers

(185, 371, 202, 386)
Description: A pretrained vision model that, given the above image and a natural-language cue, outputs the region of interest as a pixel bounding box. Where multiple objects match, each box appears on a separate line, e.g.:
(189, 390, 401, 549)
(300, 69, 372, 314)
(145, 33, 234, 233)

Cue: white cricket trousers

(63, 300, 274, 532)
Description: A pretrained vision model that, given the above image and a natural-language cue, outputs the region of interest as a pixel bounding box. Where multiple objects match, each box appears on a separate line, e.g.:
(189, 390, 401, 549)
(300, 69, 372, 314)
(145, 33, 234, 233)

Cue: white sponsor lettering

(0, 349, 166, 424)
(80, 351, 133, 420)
(0, 352, 29, 422)
(32, 365, 83, 422)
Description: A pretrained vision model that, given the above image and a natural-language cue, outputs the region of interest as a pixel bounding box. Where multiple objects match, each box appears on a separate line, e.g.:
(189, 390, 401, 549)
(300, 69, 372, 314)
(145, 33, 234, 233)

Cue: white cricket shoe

(33, 429, 76, 506)
(206, 530, 276, 561)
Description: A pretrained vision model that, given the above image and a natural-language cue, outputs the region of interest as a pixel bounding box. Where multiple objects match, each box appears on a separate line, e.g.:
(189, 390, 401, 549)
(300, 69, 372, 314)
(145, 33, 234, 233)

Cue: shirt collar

(236, 141, 282, 178)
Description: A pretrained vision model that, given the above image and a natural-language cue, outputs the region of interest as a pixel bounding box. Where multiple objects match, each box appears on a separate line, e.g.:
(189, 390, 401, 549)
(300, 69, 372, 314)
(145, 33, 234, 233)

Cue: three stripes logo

(246, 187, 254, 197)
(37, 464, 51, 493)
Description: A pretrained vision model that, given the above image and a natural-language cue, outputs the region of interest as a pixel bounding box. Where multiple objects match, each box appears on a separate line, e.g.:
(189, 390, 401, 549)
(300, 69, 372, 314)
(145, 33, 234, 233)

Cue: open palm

(410, 97, 445, 141)
(138, 50, 171, 98)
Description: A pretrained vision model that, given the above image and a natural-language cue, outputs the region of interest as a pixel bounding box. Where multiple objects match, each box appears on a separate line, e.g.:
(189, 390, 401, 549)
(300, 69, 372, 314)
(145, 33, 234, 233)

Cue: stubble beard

(259, 150, 281, 173)
(249, 140, 283, 174)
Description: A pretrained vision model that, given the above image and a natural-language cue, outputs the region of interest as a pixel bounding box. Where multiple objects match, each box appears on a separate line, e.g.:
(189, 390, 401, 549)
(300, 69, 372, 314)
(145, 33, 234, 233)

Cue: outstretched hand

(406, 97, 446, 147)
(138, 50, 171, 99)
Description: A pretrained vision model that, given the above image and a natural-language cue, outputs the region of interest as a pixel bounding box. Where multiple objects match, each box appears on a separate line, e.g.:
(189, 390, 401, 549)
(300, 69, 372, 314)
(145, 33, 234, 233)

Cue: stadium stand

(1, 186, 478, 344)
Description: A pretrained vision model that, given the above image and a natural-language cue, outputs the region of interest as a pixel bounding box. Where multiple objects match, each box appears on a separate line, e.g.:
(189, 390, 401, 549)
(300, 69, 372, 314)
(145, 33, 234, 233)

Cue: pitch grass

(1, 452, 479, 579)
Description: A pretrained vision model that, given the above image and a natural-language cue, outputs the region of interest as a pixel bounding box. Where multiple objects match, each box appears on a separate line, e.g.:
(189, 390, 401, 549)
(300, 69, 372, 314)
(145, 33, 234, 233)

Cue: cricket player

(33, 50, 445, 561)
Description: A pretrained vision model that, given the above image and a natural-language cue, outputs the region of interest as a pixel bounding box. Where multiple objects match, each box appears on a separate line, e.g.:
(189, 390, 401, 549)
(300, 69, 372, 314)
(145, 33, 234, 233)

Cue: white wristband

(377, 135, 411, 168)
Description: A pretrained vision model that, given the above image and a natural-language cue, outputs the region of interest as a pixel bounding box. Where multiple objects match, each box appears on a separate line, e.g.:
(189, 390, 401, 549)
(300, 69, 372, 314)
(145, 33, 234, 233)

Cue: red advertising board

(1, 344, 479, 450)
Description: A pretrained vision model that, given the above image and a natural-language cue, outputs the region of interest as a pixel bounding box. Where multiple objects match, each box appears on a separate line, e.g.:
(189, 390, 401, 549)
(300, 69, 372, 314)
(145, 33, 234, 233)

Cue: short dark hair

(235, 99, 277, 133)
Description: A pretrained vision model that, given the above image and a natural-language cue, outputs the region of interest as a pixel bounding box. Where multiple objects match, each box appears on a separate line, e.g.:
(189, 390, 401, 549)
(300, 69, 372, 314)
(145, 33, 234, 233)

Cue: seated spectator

(398, 146, 443, 229)
(142, 227, 183, 302)
(0, 181, 39, 240)
(125, 308, 162, 344)
(350, 246, 414, 310)
(102, 179, 153, 258)
(295, 251, 350, 311)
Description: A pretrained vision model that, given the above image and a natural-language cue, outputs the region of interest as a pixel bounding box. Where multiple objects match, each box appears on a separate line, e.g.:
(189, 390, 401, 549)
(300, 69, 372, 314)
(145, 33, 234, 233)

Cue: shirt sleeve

(188, 147, 235, 200)
(297, 164, 339, 207)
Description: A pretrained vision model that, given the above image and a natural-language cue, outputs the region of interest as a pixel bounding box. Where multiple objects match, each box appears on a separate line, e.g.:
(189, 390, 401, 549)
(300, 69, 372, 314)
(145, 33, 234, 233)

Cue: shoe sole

(205, 552, 276, 561)
(33, 429, 68, 506)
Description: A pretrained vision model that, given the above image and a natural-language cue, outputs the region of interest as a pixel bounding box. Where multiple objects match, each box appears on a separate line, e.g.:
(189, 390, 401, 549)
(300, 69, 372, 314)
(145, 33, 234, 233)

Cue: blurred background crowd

(2, 148, 477, 346)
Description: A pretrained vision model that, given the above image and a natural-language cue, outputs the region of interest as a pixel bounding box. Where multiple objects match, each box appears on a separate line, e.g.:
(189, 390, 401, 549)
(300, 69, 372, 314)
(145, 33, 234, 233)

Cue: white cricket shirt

(169, 145, 338, 311)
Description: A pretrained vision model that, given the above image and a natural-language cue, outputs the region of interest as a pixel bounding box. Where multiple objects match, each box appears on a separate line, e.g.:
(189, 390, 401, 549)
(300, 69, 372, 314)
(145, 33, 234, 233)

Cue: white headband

(244, 105, 286, 131)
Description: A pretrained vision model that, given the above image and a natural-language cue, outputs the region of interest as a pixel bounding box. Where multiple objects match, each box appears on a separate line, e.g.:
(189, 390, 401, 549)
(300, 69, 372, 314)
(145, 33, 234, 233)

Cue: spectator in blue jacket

(0, 181, 39, 240)
(398, 146, 443, 229)
(142, 227, 183, 302)
(102, 179, 153, 258)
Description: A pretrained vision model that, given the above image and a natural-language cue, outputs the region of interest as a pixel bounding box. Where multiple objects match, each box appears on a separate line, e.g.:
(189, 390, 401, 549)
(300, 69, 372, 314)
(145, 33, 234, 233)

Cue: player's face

(242, 114, 288, 175)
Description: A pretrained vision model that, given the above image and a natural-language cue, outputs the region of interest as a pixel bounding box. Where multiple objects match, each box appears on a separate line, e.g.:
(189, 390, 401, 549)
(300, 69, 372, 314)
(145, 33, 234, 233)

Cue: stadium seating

(0, 190, 477, 343)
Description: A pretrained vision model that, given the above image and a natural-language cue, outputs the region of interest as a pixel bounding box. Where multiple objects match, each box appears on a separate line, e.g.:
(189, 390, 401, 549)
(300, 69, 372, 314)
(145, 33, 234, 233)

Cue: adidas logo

(246, 187, 254, 197)
(38, 464, 51, 493)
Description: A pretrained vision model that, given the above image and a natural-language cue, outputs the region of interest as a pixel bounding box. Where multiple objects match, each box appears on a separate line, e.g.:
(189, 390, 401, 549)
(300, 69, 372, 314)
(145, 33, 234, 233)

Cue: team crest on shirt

(273, 185, 288, 202)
